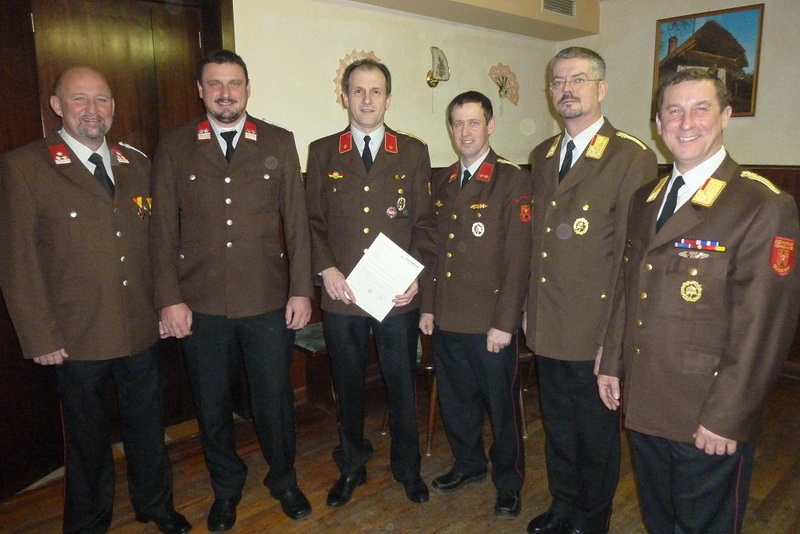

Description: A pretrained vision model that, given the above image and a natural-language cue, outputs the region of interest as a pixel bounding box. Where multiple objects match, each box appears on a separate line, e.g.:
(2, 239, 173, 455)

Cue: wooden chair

(381, 335, 438, 456)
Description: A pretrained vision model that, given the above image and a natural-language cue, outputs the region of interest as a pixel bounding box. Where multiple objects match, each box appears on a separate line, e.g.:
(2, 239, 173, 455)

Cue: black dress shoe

(326, 467, 367, 507)
(270, 486, 312, 520)
(136, 510, 192, 534)
(402, 477, 430, 503)
(527, 511, 568, 534)
(207, 498, 238, 532)
(495, 489, 521, 519)
(430, 469, 487, 494)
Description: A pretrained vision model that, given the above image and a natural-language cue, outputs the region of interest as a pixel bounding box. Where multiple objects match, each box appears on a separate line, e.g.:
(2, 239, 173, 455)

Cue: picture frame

(652, 4, 764, 118)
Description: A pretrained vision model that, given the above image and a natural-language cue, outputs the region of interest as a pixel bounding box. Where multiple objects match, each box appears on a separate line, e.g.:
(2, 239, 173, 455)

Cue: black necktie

(362, 135, 373, 171)
(656, 175, 685, 232)
(461, 169, 471, 188)
(88, 153, 114, 197)
(558, 139, 575, 182)
(220, 131, 237, 162)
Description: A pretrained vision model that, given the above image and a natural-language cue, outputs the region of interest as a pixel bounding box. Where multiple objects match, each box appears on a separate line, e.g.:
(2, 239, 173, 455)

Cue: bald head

(50, 67, 115, 151)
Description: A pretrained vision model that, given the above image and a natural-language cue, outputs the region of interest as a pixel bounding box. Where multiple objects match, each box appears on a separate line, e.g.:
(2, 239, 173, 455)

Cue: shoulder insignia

(447, 164, 458, 183)
(691, 178, 726, 207)
(197, 120, 212, 141)
(384, 132, 398, 154)
(110, 145, 129, 164)
(615, 131, 649, 151)
(396, 130, 427, 145)
(497, 158, 520, 169)
(49, 144, 72, 165)
(585, 134, 609, 159)
(646, 175, 669, 203)
(477, 161, 494, 182)
(742, 170, 780, 195)
(244, 121, 257, 141)
(117, 142, 147, 158)
(339, 132, 353, 154)
(545, 135, 561, 158)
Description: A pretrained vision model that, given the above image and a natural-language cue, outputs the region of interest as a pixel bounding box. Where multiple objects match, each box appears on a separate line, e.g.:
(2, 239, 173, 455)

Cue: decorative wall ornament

(489, 63, 520, 105)
(426, 46, 450, 88)
(335, 49, 382, 107)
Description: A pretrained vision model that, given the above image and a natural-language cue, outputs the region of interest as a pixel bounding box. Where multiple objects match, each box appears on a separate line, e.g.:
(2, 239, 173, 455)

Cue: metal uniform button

(600, 293, 607, 300)
(493, 289, 500, 294)
(364, 207, 370, 213)
(116, 231, 123, 237)
(189, 174, 196, 181)
(636, 320, 643, 327)
(446, 272, 451, 277)
(225, 198, 232, 205)
(540, 277, 546, 283)
(122, 280, 129, 287)
(398, 188, 404, 194)
(264, 174, 270, 180)
(451, 214, 457, 220)
(448, 233, 454, 239)
(363, 228, 369, 234)
(446, 252, 452, 258)
(70, 211, 77, 218)
(227, 242, 233, 248)
(225, 177, 231, 183)
(179, 254, 185, 260)
(280, 253, 285, 258)
(227, 219, 233, 226)
(545, 227, 551, 233)
(640, 292, 647, 299)
(689, 267, 698, 276)
(635, 348, 641, 355)
(120, 256, 126, 262)
(582, 204, 589, 211)
(645, 263, 653, 271)
(541, 251, 548, 258)
(550, 200, 557, 207)
(364, 186, 370, 192)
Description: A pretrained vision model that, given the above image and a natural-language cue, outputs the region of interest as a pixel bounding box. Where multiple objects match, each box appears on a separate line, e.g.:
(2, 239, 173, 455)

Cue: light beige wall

(565, 0, 800, 165)
(235, 0, 800, 168)
(234, 0, 555, 168)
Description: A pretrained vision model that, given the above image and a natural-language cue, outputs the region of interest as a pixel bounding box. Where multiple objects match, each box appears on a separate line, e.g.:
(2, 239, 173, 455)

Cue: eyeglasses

(549, 77, 601, 90)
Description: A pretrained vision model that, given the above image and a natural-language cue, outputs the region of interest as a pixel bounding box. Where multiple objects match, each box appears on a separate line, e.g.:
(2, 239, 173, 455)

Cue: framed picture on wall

(652, 3, 764, 118)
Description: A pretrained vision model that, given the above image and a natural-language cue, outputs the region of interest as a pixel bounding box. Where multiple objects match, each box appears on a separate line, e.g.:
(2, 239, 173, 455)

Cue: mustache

(558, 93, 577, 104)
(215, 98, 237, 104)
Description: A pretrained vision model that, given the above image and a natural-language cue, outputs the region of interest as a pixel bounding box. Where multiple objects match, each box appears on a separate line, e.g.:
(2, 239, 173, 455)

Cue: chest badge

(573, 217, 589, 235)
(472, 222, 485, 237)
(771, 236, 796, 275)
(680, 280, 702, 302)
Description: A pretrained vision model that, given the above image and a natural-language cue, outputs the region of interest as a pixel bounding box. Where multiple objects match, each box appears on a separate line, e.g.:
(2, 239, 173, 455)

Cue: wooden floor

(3, 375, 800, 533)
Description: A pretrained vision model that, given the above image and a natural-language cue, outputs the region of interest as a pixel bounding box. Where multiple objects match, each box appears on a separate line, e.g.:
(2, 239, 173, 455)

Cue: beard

(77, 120, 109, 141)
(556, 94, 583, 119)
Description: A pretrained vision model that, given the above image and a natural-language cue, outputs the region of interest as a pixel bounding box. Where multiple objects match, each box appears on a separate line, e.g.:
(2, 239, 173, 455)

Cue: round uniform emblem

(386, 206, 398, 218)
(472, 222, 485, 237)
(573, 217, 589, 235)
(397, 197, 407, 211)
(680, 280, 702, 302)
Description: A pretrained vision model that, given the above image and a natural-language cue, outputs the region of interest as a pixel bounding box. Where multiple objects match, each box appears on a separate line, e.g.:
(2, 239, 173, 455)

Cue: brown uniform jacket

(428, 150, 532, 334)
(600, 155, 800, 443)
(306, 126, 436, 317)
(0, 132, 159, 360)
(527, 119, 656, 361)
(149, 115, 313, 317)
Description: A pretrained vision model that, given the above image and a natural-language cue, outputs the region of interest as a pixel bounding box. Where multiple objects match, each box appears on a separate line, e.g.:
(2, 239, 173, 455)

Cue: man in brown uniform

(420, 90, 531, 520)
(305, 59, 436, 507)
(525, 47, 656, 534)
(150, 50, 313, 531)
(0, 67, 190, 534)
(598, 68, 800, 533)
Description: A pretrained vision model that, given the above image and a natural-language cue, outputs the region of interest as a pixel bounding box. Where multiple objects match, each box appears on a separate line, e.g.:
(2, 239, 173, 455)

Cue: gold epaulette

(497, 158, 521, 169)
(742, 170, 780, 194)
(396, 130, 427, 145)
(545, 135, 561, 158)
(615, 131, 649, 151)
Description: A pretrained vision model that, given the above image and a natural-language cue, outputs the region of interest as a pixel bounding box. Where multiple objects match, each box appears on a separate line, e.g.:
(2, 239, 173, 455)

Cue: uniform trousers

(55, 343, 173, 534)
(322, 309, 421, 484)
(629, 430, 754, 534)
(433, 328, 525, 491)
(536, 355, 620, 534)
(181, 309, 298, 500)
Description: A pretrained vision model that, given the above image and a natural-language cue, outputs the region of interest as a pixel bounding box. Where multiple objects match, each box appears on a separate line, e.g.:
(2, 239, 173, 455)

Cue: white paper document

(346, 232, 424, 321)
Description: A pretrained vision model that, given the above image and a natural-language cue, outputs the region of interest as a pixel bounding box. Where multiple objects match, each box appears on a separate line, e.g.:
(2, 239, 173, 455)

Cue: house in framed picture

(653, 4, 764, 117)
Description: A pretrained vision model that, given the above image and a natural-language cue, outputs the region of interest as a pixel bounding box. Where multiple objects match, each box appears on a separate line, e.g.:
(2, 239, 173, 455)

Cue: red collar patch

(384, 132, 398, 154)
(49, 144, 71, 165)
(448, 164, 459, 183)
(197, 120, 212, 141)
(339, 132, 352, 154)
(476, 161, 494, 182)
(109, 145, 129, 164)
(244, 121, 257, 141)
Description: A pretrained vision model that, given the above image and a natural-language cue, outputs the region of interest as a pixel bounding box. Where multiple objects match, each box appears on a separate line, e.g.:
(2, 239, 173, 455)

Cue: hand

(486, 328, 511, 353)
(393, 279, 418, 308)
(597, 374, 621, 410)
(593, 346, 603, 376)
(33, 348, 69, 365)
(285, 296, 312, 330)
(160, 303, 193, 338)
(694, 425, 737, 455)
(419, 313, 434, 335)
(321, 267, 355, 305)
